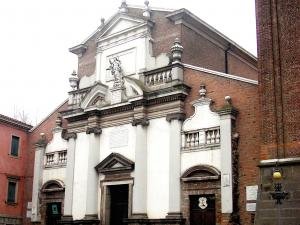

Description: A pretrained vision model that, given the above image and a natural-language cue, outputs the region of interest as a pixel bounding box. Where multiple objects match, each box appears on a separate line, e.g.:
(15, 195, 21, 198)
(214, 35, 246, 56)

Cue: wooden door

(190, 195, 216, 225)
(46, 202, 61, 225)
(110, 185, 129, 225)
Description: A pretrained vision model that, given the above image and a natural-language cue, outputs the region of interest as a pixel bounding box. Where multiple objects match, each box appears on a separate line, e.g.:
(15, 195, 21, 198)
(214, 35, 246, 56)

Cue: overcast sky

(0, 0, 256, 125)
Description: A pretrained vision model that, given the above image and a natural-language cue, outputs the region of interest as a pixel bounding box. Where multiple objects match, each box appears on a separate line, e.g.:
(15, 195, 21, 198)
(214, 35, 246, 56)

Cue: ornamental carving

(108, 57, 124, 89)
(198, 197, 208, 209)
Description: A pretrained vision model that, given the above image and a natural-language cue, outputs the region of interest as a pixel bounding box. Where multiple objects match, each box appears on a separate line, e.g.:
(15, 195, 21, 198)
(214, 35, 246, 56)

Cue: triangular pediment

(80, 82, 109, 109)
(95, 153, 134, 174)
(100, 15, 146, 38)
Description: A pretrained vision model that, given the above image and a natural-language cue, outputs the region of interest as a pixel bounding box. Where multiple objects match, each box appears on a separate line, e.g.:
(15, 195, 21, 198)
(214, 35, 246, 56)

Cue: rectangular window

(10, 136, 20, 157)
(7, 180, 17, 203)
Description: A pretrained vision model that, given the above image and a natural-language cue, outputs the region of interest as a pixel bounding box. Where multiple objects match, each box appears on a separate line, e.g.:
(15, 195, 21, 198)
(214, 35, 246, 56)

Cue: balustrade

(182, 127, 220, 150)
(145, 69, 172, 86)
(45, 150, 67, 167)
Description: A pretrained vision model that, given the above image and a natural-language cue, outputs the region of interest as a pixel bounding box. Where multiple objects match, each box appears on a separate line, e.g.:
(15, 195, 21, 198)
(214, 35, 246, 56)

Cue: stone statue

(108, 57, 124, 89)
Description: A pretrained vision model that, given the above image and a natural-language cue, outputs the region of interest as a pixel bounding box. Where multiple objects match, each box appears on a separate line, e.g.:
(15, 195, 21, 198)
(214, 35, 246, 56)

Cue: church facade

(30, 2, 259, 225)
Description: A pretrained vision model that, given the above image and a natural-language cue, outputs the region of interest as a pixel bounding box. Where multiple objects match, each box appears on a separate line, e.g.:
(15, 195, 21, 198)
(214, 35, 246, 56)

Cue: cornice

(0, 114, 32, 131)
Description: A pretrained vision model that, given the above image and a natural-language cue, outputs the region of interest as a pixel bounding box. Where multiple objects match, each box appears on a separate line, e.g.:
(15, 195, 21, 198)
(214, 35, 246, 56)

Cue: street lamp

(270, 167, 288, 204)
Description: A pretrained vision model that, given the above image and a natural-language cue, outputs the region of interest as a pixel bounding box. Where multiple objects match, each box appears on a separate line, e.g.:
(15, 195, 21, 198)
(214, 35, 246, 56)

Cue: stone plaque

(246, 185, 258, 201)
(246, 203, 256, 212)
(222, 174, 230, 187)
(109, 128, 128, 148)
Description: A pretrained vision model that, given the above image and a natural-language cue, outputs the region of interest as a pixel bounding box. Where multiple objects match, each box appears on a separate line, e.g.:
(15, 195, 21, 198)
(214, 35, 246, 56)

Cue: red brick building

(255, 0, 300, 224)
(0, 114, 32, 225)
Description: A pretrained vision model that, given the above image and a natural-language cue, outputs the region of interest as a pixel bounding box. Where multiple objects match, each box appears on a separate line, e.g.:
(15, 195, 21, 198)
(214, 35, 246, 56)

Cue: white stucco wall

(181, 100, 221, 173)
(72, 132, 89, 220)
(45, 131, 68, 153)
(147, 118, 169, 218)
(183, 102, 220, 131)
(99, 124, 136, 162)
(42, 130, 67, 185)
(43, 168, 66, 184)
(181, 149, 221, 174)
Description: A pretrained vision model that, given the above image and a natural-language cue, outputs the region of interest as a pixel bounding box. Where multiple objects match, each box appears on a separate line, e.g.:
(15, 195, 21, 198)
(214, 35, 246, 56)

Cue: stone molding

(95, 153, 134, 174)
(86, 126, 102, 135)
(166, 113, 186, 122)
(258, 157, 300, 167)
(69, 44, 87, 57)
(181, 165, 221, 182)
(41, 180, 65, 193)
(217, 106, 238, 117)
(132, 118, 149, 127)
(35, 138, 48, 148)
(0, 113, 32, 131)
(61, 130, 77, 140)
(124, 217, 185, 225)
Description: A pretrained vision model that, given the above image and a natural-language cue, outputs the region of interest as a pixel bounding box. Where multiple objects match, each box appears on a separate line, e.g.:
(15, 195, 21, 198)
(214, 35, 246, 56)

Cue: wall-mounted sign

(222, 174, 230, 187)
(246, 185, 258, 201)
(246, 203, 256, 212)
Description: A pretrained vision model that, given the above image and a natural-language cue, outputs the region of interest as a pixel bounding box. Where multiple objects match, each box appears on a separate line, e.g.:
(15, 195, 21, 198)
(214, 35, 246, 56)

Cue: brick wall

(256, 0, 300, 160)
(184, 68, 260, 225)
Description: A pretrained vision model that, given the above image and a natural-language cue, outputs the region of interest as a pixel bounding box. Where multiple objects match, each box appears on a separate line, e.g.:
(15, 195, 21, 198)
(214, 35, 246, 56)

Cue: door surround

(181, 165, 221, 225)
(100, 180, 133, 225)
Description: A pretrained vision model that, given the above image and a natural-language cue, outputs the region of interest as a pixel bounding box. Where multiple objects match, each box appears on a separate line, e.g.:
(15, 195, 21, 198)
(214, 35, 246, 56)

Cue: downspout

(225, 44, 231, 74)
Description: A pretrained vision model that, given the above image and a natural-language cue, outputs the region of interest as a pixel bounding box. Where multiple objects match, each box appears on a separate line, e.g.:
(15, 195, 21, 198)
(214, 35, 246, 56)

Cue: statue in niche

(108, 57, 124, 89)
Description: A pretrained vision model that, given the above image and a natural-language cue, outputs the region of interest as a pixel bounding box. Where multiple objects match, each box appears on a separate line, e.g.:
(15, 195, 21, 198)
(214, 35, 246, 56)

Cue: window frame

(10, 135, 20, 157)
(6, 177, 19, 205)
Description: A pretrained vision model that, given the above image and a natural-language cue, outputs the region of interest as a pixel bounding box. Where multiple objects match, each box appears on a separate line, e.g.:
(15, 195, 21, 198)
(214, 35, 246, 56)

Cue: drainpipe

(225, 44, 231, 74)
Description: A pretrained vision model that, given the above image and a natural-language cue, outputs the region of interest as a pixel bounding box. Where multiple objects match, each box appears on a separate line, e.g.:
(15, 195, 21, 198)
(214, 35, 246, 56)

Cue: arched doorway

(181, 165, 221, 225)
(40, 180, 65, 225)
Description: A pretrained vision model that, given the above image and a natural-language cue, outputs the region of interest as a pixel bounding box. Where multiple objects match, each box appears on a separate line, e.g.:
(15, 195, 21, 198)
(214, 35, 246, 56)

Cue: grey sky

(0, 0, 256, 125)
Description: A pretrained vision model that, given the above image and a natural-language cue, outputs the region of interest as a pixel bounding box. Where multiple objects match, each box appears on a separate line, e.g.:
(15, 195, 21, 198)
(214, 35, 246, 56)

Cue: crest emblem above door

(198, 197, 208, 209)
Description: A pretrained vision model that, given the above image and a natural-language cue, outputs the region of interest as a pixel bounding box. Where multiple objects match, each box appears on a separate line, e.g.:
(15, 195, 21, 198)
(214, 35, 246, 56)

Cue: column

(166, 113, 185, 218)
(85, 127, 101, 219)
(31, 136, 47, 222)
(132, 118, 149, 218)
(63, 133, 77, 220)
(219, 112, 236, 213)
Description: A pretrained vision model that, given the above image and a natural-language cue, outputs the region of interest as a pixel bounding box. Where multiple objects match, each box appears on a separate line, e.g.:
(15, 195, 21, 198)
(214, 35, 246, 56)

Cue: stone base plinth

(124, 217, 185, 225)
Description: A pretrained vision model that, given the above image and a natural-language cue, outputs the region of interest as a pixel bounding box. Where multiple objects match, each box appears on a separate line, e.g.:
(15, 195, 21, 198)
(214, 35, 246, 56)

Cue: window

(7, 180, 17, 204)
(10, 136, 20, 157)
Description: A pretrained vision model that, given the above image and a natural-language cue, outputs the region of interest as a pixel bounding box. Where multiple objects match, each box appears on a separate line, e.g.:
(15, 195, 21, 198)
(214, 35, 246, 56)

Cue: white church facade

(30, 1, 259, 225)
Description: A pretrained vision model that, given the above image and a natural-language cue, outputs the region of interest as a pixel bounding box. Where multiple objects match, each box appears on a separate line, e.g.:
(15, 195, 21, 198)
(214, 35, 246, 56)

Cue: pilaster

(31, 136, 47, 222)
(217, 101, 238, 214)
(166, 113, 185, 217)
(131, 118, 149, 218)
(85, 126, 101, 218)
(63, 132, 77, 218)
